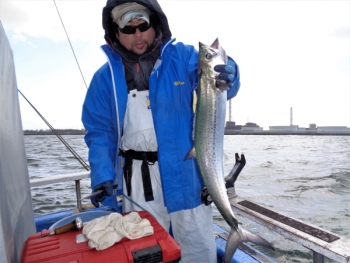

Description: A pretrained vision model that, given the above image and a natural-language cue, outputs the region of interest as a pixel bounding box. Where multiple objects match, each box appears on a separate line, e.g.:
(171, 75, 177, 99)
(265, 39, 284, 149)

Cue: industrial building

(225, 107, 349, 135)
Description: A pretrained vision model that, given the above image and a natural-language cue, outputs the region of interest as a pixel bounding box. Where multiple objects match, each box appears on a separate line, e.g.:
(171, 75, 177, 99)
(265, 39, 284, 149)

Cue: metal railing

(227, 187, 350, 263)
(30, 171, 90, 212)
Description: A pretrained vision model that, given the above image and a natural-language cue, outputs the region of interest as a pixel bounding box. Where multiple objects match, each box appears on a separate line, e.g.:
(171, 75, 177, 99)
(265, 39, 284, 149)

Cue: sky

(1, 0, 349, 130)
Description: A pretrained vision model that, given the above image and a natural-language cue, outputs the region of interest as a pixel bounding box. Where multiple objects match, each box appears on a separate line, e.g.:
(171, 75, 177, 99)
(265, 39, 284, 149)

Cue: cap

(111, 2, 151, 29)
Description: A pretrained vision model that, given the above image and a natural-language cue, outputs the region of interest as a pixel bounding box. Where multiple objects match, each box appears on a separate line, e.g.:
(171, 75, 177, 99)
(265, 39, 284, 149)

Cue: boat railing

(227, 188, 350, 263)
(30, 172, 350, 263)
(30, 171, 90, 212)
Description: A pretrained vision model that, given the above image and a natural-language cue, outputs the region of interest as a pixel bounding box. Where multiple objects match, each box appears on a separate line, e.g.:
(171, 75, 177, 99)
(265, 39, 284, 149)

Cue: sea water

(25, 135, 350, 263)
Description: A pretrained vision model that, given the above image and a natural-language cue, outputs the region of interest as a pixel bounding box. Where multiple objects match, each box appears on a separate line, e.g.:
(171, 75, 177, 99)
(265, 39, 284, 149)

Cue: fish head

(198, 38, 228, 90)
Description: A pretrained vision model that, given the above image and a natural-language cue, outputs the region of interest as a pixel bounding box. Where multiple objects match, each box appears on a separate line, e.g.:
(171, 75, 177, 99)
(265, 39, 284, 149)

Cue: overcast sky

(1, 0, 349, 130)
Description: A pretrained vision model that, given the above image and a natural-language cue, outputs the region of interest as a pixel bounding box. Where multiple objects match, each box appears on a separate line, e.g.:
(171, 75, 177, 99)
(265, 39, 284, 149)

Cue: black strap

(123, 154, 133, 196)
(141, 159, 154, 202)
(119, 150, 157, 202)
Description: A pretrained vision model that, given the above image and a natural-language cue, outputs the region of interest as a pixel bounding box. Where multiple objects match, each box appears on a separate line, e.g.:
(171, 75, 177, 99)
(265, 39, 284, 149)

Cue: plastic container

(20, 211, 181, 263)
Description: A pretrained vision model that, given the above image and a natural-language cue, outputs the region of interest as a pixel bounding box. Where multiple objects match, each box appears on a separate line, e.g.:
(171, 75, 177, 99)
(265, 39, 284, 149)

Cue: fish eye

(205, 53, 212, 60)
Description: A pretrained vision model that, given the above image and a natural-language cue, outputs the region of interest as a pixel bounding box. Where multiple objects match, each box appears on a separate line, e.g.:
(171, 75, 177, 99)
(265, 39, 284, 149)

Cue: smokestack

(290, 107, 293, 126)
(227, 100, 232, 122)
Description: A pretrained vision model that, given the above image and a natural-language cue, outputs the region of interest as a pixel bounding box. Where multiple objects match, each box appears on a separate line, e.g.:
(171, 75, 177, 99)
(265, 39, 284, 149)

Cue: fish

(188, 38, 274, 263)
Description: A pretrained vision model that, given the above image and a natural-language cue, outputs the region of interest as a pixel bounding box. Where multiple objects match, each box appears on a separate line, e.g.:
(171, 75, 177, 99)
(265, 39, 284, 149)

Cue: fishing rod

(53, 0, 88, 90)
(18, 89, 90, 171)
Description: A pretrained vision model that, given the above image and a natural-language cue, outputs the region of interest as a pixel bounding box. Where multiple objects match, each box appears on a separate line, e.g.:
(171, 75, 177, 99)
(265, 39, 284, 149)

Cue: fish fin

(223, 228, 241, 263)
(186, 147, 197, 160)
(215, 79, 230, 91)
(223, 226, 274, 263)
(210, 38, 219, 49)
(210, 38, 228, 64)
(241, 227, 275, 251)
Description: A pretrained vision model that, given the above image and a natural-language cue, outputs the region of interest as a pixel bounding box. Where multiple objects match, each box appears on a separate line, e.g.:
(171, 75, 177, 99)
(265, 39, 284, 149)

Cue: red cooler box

(20, 211, 181, 263)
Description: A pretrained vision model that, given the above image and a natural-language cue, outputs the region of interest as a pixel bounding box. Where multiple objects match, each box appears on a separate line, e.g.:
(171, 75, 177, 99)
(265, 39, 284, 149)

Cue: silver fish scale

(195, 40, 239, 230)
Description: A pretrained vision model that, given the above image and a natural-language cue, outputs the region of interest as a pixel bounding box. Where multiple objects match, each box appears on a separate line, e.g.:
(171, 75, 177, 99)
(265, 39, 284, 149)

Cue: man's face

(117, 19, 156, 55)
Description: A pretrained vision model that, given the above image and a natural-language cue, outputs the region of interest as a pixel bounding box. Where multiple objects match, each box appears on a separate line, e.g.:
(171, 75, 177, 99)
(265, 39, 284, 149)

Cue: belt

(119, 150, 158, 202)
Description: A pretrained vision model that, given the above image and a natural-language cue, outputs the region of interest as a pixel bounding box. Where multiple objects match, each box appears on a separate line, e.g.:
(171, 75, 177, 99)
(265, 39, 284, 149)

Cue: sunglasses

(119, 22, 151, 34)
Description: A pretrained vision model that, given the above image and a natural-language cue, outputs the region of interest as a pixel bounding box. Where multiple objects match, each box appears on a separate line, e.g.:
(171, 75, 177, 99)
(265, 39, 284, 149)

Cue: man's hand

(90, 180, 114, 208)
(214, 59, 237, 89)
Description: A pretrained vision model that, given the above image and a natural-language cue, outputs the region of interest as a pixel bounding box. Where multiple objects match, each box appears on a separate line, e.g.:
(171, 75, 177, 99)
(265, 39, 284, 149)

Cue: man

(82, 1, 240, 262)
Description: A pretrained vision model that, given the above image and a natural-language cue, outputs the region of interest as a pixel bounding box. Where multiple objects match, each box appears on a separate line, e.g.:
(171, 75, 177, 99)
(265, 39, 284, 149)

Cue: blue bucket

(49, 210, 112, 229)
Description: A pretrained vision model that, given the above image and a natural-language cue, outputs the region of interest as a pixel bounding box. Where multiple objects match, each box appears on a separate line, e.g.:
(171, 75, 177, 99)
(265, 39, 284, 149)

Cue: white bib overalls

(120, 89, 170, 228)
(120, 89, 216, 263)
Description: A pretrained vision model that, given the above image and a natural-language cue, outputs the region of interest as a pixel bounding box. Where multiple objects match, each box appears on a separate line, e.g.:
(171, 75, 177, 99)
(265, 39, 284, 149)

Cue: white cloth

(82, 212, 154, 250)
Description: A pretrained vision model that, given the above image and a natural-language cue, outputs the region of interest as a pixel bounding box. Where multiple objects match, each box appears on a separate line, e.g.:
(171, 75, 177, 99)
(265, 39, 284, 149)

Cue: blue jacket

(82, 39, 240, 213)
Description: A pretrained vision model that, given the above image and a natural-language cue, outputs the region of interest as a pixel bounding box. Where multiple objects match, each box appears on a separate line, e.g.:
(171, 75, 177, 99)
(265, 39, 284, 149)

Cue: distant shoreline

(224, 130, 350, 136)
(23, 129, 86, 135)
(23, 129, 349, 136)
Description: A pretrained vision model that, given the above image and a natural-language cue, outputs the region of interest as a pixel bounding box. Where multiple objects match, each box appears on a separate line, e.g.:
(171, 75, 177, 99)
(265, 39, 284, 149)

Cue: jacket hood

(102, 0, 172, 45)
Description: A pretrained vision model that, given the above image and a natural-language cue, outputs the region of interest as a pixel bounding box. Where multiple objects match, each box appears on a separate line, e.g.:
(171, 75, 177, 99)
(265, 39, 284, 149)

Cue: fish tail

(241, 227, 275, 251)
(223, 227, 274, 263)
(223, 228, 241, 263)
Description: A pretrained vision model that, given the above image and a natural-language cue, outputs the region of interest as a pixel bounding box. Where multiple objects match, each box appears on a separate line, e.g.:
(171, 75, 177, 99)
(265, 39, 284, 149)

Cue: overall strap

(119, 150, 158, 202)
